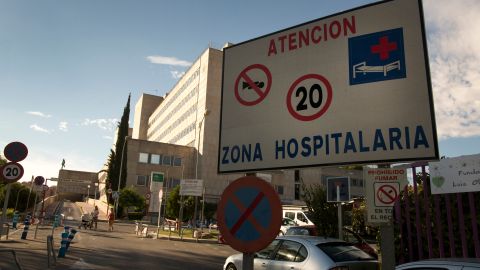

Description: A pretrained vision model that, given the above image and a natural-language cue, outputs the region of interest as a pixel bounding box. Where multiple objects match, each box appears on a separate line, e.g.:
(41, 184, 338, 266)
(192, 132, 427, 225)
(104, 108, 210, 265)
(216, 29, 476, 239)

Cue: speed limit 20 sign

(1, 162, 24, 184)
(219, 0, 438, 173)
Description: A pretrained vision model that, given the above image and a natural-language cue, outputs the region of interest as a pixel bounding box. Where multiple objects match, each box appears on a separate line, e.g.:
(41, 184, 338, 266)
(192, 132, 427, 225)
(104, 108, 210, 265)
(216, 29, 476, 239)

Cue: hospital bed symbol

(348, 28, 406, 85)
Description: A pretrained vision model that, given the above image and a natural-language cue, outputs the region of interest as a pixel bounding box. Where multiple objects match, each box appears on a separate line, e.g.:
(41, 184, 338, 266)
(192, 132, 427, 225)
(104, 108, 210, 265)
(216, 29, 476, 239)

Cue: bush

(127, 212, 144, 220)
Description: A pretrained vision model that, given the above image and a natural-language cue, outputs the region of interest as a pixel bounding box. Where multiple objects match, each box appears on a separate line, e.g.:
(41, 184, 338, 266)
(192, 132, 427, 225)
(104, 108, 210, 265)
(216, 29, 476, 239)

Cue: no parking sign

(218, 176, 282, 253)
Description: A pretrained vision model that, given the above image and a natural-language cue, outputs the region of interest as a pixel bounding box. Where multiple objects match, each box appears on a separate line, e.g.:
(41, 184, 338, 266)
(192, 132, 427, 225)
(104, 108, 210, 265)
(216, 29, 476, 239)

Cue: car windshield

(317, 242, 375, 262)
(285, 227, 310, 236)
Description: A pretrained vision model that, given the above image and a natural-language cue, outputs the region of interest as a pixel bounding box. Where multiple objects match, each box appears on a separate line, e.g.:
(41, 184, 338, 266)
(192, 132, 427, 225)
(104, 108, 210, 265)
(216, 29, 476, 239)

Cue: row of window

(148, 68, 200, 128)
(167, 122, 196, 144)
(138, 153, 182, 166)
(151, 101, 197, 142)
(136, 175, 181, 188)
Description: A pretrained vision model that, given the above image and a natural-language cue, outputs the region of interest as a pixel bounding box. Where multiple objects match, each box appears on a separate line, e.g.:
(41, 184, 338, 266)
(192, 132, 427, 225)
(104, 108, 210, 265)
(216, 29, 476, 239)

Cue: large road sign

(365, 167, 408, 223)
(3, 141, 28, 162)
(217, 176, 282, 253)
(180, 179, 203, 196)
(219, 0, 438, 173)
(1, 162, 24, 184)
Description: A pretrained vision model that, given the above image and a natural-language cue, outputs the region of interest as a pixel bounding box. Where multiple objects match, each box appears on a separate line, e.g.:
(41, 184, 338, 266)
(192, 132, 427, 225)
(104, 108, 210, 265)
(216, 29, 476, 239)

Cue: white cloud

(81, 118, 118, 131)
(30, 124, 51, 134)
(170, 70, 185, 79)
(146, 55, 192, 67)
(59, 121, 68, 132)
(26, 111, 52, 118)
(103, 135, 113, 140)
(424, 0, 480, 139)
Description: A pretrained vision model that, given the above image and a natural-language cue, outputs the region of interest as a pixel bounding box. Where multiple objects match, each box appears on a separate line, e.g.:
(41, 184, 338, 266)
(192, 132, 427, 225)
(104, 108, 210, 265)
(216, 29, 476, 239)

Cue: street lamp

(94, 182, 99, 207)
(87, 184, 90, 202)
(194, 109, 209, 229)
(116, 135, 130, 215)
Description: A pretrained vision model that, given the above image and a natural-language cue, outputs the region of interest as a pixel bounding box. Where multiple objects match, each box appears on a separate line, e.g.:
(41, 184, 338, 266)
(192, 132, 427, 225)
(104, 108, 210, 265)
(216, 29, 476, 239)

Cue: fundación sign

(219, 0, 438, 173)
(429, 154, 480, 194)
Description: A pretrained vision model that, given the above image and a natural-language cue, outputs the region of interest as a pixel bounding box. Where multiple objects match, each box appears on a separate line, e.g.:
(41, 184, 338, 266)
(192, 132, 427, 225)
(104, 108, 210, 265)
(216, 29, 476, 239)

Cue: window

(352, 179, 357, 186)
(295, 246, 308, 262)
(285, 212, 295, 220)
(139, 153, 149, 163)
(173, 157, 182, 166)
(256, 240, 280, 259)
(137, 175, 148, 186)
(276, 185, 284, 195)
(317, 242, 374, 262)
(294, 182, 300, 200)
(274, 240, 304, 262)
(151, 154, 161, 164)
(297, 213, 307, 223)
(163, 155, 171, 166)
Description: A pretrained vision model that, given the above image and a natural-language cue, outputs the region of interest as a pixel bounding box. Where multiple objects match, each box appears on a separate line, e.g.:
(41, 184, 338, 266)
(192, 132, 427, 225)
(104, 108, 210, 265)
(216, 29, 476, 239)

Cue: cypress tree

(106, 93, 130, 193)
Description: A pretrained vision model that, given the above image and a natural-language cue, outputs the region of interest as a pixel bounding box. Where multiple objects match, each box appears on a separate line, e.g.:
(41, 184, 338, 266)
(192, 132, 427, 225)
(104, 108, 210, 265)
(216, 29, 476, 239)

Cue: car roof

(397, 258, 480, 269)
(278, 235, 346, 245)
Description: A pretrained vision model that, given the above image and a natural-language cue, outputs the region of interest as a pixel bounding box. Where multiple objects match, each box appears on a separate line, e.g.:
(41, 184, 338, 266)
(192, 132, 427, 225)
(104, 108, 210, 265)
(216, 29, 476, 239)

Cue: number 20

(295, 84, 323, 111)
(6, 167, 19, 177)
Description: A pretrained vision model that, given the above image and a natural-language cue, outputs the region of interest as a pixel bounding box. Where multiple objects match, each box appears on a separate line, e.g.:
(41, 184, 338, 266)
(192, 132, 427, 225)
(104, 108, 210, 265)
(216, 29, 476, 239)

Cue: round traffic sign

(376, 184, 398, 205)
(145, 193, 151, 199)
(107, 188, 112, 194)
(1, 162, 24, 184)
(286, 74, 333, 121)
(234, 64, 272, 106)
(217, 176, 282, 253)
(3, 141, 28, 162)
(34, 176, 45, 186)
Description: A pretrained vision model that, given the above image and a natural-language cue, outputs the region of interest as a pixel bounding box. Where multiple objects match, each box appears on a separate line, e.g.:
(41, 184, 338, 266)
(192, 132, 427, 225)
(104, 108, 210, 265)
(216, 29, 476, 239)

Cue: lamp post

(194, 109, 209, 230)
(116, 135, 130, 215)
(94, 183, 99, 207)
(87, 184, 90, 203)
(14, 189, 27, 213)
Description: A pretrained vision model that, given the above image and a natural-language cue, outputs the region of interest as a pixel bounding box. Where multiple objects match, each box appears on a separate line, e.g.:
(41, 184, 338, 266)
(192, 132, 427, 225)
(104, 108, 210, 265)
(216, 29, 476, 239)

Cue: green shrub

(127, 212, 144, 220)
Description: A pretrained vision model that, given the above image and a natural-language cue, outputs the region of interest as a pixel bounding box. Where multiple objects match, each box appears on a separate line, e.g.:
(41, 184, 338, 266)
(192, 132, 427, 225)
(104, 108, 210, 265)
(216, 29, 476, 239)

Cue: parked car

(279, 217, 297, 235)
(396, 258, 480, 270)
(223, 235, 378, 270)
(285, 225, 378, 258)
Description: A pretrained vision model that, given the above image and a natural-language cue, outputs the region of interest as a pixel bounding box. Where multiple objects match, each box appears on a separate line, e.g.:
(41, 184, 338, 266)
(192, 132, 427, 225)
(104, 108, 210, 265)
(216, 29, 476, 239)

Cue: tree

(118, 187, 145, 213)
(106, 94, 130, 193)
(165, 186, 195, 221)
(0, 182, 37, 211)
(302, 183, 338, 237)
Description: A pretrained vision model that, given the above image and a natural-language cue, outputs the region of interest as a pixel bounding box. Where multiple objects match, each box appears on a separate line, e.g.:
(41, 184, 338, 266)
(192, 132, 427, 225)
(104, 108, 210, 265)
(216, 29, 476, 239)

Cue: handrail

(0, 249, 24, 270)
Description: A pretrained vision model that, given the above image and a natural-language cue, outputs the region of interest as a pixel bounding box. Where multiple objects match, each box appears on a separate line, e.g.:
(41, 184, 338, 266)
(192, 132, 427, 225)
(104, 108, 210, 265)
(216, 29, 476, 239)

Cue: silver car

(223, 235, 378, 270)
(396, 259, 480, 270)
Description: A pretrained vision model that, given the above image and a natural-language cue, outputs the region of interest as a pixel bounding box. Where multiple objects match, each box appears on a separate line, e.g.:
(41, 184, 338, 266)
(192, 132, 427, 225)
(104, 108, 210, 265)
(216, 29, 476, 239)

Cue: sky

(0, 0, 479, 184)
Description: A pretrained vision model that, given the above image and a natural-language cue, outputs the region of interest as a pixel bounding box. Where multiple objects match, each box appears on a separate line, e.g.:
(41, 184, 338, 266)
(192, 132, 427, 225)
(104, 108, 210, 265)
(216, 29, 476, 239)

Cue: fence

(394, 162, 480, 264)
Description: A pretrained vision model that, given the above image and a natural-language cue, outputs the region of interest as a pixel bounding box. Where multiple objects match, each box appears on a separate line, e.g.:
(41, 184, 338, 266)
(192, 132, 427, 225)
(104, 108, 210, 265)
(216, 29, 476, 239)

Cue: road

(1, 201, 237, 270)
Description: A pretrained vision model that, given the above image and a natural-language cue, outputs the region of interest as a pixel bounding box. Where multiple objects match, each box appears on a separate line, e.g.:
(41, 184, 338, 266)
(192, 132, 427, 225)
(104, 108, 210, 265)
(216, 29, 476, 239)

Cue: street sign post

(219, 0, 438, 173)
(180, 179, 203, 196)
(217, 176, 282, 254)
(149, 172, 164, 213)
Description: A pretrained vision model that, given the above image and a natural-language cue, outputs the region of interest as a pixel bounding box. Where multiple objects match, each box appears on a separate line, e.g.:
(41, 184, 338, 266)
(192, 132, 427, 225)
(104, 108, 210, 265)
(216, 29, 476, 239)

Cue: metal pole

(337, 185, 343, 240)
(0, 184, 12, 235)
(25, 176, 34, 212)
(243, 253, 254, 270)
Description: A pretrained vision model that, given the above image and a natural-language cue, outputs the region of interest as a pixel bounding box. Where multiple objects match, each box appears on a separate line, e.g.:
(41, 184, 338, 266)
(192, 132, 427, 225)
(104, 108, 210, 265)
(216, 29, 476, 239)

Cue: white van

(282, 206, 314, 226)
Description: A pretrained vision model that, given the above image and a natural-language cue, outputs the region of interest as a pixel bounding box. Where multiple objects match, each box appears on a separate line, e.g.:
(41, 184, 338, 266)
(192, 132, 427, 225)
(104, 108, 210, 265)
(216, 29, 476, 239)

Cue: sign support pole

(336, 185, 343, 240)
(243, 253, 254, 270)
(0, 184, 12, 235)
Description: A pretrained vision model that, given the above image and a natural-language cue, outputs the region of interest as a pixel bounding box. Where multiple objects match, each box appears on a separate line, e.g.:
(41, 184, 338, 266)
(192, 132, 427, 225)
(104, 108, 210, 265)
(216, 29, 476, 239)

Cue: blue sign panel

(349, 28, 406, 85)
(327, 177, 350, 202)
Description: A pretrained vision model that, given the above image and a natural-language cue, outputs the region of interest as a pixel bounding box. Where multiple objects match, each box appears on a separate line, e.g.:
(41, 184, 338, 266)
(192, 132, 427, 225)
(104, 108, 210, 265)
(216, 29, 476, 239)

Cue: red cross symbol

(370, 36, 397, 60)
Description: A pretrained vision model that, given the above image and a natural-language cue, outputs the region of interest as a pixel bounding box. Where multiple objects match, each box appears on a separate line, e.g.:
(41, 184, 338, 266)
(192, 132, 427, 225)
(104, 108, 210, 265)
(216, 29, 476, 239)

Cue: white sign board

(429, 154, 480, 194)
(149, 172, 164, 213)
(180, 179, 203, 196)
(365, 168, 408, 223)
(219, 0, 438, 173)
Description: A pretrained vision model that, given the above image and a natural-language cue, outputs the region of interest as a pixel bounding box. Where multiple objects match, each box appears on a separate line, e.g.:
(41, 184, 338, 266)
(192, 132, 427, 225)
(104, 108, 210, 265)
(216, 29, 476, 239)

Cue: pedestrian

(92, 206, 99, 230)
(108, 208, 115, 232)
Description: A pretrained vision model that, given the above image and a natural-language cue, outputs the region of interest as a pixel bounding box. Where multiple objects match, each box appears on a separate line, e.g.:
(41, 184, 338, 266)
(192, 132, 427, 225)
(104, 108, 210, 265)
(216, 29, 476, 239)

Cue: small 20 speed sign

(1, 162, 24, 183)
